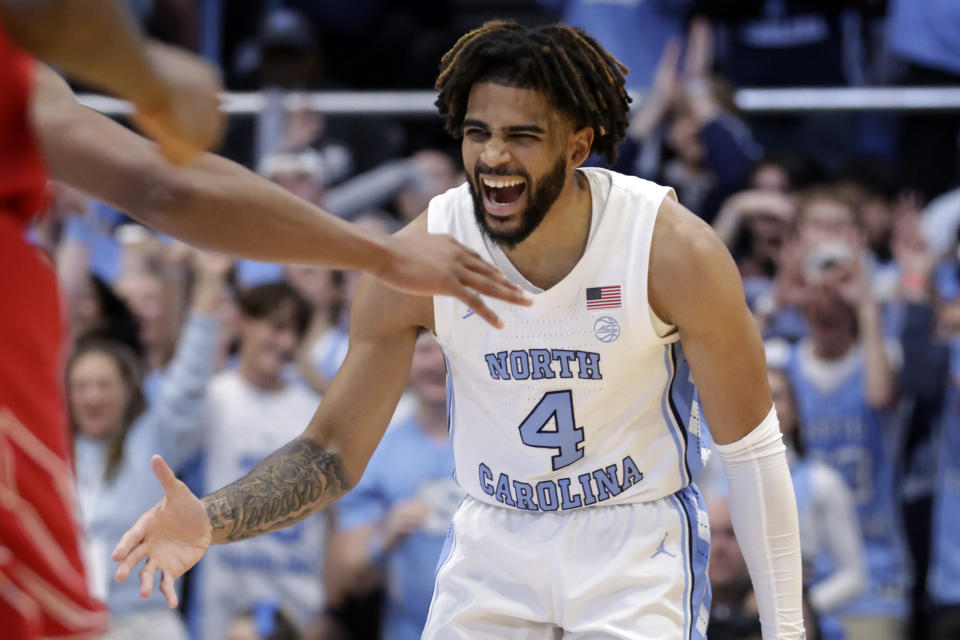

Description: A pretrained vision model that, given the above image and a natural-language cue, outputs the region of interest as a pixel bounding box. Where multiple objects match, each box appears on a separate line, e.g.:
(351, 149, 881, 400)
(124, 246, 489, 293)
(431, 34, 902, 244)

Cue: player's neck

(501, 171, 592, 290)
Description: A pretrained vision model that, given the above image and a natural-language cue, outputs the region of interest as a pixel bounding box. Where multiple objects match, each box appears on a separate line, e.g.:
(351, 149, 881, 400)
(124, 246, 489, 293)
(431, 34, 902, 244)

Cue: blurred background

(44, 1, 960, 639)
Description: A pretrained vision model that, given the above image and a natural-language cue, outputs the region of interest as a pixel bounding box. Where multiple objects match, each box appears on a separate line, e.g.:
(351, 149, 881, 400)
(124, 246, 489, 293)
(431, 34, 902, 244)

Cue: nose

(480, 136, 511, 169)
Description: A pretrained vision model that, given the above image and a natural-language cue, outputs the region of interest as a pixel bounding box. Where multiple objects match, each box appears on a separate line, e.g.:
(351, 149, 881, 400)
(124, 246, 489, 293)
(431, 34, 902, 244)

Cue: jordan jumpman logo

(650, 532, 677, 559)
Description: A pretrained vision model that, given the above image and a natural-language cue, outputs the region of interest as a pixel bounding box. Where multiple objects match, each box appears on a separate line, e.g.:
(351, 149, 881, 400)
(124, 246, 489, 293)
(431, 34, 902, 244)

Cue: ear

(569, 126, 595, 168)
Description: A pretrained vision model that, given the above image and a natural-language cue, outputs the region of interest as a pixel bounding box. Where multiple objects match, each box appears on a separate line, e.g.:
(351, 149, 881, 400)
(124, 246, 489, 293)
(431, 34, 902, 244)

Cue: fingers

(453, 284, 502, 329)
(112, 512, 148, 562)
(139, 558, 159, 599)
(159, 571, 179, 609)
(459, 268, 532, 310)
(114, 542, 149, 583)
(151, 455, 178, 493)
(459, 254, 532, 306)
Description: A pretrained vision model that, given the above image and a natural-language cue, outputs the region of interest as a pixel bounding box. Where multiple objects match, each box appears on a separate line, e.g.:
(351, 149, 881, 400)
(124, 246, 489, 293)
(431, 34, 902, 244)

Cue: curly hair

(435, 20, 631, 164)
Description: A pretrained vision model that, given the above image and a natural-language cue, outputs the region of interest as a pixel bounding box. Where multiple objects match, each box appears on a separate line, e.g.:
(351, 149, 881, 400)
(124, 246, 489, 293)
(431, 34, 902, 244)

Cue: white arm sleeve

(808, 464, 867, 612)
(715, 405, 806, 640)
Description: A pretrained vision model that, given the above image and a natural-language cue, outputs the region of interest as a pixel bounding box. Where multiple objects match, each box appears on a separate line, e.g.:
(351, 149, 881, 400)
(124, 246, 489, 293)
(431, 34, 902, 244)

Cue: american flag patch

(586, 285, 622, 310)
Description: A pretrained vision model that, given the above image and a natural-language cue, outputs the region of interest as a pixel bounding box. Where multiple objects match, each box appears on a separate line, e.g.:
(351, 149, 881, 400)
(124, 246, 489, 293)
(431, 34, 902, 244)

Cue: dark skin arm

(30, 67, 529, 326)
(649, 195, 772, 443)
(1, 0, 163, 103)
(111, 219, 435, 607)
(3, 0, 223, 162)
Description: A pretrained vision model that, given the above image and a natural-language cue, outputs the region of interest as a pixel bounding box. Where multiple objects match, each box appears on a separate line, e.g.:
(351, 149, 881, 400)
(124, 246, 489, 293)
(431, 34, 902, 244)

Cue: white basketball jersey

(429, 168, 709, 512)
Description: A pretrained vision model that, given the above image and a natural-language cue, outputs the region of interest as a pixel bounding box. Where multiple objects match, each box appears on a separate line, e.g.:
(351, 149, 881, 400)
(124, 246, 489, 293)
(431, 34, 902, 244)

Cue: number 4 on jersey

(518, 390, 584, 471)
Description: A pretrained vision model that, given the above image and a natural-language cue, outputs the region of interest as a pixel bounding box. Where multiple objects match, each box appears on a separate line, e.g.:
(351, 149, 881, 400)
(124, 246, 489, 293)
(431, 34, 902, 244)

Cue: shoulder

(649, 196, 744, 327)
(426, 182, 472, 233)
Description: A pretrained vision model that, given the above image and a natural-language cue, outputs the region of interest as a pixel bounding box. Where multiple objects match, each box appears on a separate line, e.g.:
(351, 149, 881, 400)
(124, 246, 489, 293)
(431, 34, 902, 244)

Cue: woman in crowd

(68, 251, 229, 639)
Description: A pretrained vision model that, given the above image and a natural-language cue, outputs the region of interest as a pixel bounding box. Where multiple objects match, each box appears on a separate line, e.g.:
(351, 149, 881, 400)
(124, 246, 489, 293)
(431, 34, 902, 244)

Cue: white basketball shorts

(423, 484, 711, 639)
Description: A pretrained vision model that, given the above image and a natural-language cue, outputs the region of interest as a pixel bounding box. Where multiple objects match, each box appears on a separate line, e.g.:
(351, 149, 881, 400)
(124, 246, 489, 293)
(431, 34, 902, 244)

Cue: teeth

(482, 177, 525, 189)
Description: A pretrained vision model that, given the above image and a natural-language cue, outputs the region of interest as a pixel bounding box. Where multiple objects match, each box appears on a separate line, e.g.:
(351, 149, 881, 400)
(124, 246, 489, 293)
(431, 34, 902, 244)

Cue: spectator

(69, 253, 226, 639)
(746, 152, 825, 194)
(893, 212, 951, 640)
(286, 265, 345, 395)
(329, 333, 461, 640)
(691, 0, 868, 171)
(189, 282, 333, 640)
(712, 189, 796, 314)
(615, 20, 761, 222)
(65, 273, 143, 354)
(394, 149, 464, 223)
(302, 210, 415, 417)
(769, 367, 866, 640)
(767, 226, 911, 640)
(230, 148, 330, 288)
(115, 261, 184, 395)
(705, 495, 761, 640)
(224, 602, 302, 640)
(928, 301, 960, 639)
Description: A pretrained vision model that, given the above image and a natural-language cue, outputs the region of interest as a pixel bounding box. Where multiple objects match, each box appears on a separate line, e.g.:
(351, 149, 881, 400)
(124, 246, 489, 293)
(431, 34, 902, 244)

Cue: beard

(468, 154, 567, 250)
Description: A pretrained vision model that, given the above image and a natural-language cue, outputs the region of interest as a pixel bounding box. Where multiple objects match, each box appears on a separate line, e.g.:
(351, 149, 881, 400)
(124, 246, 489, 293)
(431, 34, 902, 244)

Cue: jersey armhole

(427, 198, 453, 349)
(639, 185, 680, 346)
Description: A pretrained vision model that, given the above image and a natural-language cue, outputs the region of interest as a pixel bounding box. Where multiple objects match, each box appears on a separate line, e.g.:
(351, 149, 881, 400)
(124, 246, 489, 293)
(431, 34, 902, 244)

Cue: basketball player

(1, 4, 526, 638)
(113, 21, 805, 639)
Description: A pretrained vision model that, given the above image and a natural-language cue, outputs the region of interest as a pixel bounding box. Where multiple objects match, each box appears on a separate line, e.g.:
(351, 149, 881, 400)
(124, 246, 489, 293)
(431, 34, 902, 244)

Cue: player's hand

(132, 43, 225, 165)
(111, 455, 212, 608)
(376, 232, 532, 328)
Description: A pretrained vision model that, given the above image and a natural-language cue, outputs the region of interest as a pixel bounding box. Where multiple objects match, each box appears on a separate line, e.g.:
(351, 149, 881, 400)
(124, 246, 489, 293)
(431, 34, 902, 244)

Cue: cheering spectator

(224, 602, 302, 640)
(705, 495, 761, 640)
(69, 253, 228, 639)
(768, 368, 866, 640)
(767, 226, 911, 640)
(188, 283, 333, 640)
(615, 19, 761, 222)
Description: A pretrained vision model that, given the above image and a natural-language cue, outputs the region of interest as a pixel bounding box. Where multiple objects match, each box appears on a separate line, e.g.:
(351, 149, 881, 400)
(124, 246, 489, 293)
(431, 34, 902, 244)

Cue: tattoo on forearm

(202, 439, 348, 542)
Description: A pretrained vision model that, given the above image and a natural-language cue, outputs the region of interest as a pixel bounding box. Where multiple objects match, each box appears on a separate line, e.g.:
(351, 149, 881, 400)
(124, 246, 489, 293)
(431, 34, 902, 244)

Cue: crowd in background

(33, 1, 960, 639)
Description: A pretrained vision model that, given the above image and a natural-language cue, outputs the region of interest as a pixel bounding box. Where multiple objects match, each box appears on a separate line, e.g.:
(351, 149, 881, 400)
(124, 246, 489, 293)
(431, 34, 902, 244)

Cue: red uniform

(0, 24, 108, 639)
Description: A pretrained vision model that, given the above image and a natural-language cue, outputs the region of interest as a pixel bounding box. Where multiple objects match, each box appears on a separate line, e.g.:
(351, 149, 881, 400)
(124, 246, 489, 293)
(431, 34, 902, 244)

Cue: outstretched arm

(30, 66, 528, 326)
(2, 0, 167, 105)
(111, 222, 434, 606)
(650, 197, 804, 640)
(5, 1, 223, 162)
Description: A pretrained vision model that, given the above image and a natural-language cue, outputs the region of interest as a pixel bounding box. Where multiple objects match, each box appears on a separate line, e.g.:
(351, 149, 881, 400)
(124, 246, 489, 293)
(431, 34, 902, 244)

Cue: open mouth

(480, 175, 527, 218)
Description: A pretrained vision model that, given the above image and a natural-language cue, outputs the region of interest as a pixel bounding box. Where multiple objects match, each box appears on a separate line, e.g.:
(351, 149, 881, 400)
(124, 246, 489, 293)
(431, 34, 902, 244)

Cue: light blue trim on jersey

(443, 352, 457, 483)
(424, 508, 460, 632)
(670, 485, 711, 640)
(669, 344, 707, 482)
(661, 344, 690, 486)
(668, 492, 693, 639)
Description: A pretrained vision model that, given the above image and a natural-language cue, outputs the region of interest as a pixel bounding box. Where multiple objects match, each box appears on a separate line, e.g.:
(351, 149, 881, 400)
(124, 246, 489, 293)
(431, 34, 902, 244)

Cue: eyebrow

(462, 119, 545, 134)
